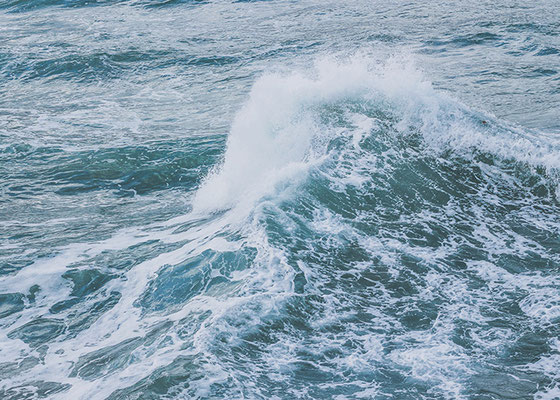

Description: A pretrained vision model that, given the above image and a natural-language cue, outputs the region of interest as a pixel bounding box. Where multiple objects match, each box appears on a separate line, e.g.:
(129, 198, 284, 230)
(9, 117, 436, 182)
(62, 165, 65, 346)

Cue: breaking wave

(1, 54, 560, 399)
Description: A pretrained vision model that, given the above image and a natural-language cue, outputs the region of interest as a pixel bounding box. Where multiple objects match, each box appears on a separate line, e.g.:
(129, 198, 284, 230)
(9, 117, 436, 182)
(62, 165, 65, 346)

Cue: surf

(1, 53, 559, 399)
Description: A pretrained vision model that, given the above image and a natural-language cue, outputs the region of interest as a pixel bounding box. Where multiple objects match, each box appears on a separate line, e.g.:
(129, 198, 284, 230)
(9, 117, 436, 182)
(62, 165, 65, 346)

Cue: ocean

(0, 1, 559, 399)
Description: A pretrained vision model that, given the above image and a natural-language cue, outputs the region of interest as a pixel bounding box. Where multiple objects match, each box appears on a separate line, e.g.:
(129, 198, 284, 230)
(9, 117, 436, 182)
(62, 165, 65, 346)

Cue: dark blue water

(1, 1, 559, 399)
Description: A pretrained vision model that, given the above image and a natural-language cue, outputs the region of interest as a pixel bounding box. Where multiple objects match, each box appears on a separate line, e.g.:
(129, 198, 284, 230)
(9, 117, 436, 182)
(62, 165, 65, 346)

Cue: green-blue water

(1, 1, 559, 399)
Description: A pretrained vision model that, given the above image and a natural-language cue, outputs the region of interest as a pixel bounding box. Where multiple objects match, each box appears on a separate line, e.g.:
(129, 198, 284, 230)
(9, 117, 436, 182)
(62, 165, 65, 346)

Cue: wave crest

(194, 54, 560, 213)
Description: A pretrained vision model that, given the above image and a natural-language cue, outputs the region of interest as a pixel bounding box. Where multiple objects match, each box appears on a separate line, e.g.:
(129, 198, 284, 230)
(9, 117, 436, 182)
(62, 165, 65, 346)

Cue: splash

(194, 54, 560, 214)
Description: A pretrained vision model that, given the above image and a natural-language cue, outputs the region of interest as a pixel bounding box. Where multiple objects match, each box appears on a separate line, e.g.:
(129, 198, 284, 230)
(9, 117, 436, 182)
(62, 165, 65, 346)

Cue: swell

(0, 137, 223, 198)
(0, 0, 206, 13)
(0, 137, 222, 281)
(1, 50, 241, 83)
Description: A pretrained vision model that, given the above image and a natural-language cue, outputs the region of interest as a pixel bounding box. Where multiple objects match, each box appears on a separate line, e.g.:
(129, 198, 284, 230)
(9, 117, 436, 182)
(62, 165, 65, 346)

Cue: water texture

(1, 1, 559, 399)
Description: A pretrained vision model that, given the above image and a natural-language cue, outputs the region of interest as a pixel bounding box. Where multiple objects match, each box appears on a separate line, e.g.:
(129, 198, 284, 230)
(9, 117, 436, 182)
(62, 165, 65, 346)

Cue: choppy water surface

(1, 1, 560, 399)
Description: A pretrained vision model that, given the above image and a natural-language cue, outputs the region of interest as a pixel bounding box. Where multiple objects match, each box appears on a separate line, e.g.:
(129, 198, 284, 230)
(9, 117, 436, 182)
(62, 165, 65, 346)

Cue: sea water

(1, 1, 559, 399)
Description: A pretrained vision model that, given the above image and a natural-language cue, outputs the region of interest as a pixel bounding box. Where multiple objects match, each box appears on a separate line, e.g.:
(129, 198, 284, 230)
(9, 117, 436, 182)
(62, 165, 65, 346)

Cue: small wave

(424, 32, 503, 49)
(1, 50, 241, 83)
(1, 0, 205, 12)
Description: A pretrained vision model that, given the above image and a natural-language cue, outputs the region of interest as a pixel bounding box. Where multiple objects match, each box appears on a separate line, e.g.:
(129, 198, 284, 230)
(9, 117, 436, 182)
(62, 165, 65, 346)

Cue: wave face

(1, 1, 560, 400)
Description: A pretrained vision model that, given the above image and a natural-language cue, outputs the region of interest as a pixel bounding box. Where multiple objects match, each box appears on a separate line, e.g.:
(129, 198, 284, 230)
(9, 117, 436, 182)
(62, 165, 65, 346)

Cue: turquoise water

(1, 1, 560, 399)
